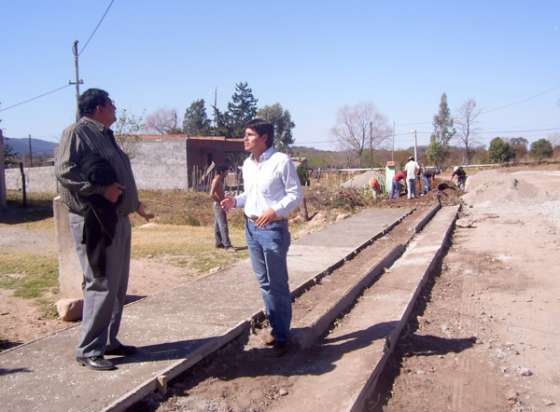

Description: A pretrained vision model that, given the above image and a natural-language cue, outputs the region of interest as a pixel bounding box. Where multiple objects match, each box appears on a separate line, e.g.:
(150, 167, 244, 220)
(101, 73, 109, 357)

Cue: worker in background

(404, 156, 420, 199)
(391, 170, 406, 199)
(452, 166, 467, 191)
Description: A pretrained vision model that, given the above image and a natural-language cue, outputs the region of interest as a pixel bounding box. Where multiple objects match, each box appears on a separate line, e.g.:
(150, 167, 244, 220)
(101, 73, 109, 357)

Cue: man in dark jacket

(55, 88, 154, 371)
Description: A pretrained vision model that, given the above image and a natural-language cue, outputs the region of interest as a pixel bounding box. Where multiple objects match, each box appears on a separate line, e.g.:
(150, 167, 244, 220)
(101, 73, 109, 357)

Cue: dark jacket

(80, 154, 119, 278)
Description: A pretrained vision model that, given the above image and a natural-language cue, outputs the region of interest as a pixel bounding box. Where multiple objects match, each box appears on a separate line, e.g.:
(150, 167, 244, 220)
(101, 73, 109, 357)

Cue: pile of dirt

(463, 170, 560, 208)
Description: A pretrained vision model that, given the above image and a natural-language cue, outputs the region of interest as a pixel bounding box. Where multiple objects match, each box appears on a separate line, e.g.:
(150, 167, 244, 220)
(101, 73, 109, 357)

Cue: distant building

(119, 134, 245, 191)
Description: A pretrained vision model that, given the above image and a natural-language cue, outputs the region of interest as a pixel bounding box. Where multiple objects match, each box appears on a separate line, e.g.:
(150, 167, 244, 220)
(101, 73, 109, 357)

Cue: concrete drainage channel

(128, 203, 459, 412)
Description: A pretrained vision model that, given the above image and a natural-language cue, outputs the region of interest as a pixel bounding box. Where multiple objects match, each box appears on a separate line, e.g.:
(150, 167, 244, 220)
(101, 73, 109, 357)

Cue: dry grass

(132, 224, 249, 273)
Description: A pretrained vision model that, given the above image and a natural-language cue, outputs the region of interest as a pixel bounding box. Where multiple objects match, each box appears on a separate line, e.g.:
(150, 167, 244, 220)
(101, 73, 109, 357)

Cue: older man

(221, 119, 303, 355)
(55, 88, 153, 371)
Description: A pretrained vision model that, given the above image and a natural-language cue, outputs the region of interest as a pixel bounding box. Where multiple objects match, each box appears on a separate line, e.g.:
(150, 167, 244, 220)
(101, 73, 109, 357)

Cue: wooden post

(19, 162, 27, 207)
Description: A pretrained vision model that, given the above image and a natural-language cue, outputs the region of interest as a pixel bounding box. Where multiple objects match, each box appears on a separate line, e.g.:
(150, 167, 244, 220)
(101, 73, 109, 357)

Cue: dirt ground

(383, 167, 560, 411)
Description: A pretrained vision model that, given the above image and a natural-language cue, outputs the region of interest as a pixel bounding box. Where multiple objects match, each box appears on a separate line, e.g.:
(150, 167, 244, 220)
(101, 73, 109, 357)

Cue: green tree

(226, 82, 258, 137)
(257, 103, 295, 152)
(488, 137, 514, 163)
(426, 135, 448, 168)
(183, 99, 211, 136)
(530, 138, 553, 160)
(428, 93, 455, 167)
(509, 137, 528, 160)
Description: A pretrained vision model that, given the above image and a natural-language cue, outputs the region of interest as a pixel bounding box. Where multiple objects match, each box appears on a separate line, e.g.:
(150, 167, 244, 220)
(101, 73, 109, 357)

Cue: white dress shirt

(235, 147, 303, 218)
(405, 160, 419, 180)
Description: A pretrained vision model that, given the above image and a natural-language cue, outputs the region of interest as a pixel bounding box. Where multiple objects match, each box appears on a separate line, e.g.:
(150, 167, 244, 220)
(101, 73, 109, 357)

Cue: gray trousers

(69, 212, 131, 358)
(213, 201, 231, 248)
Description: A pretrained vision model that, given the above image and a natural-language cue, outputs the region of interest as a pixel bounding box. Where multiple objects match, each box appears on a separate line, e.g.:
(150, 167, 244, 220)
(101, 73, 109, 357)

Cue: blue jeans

(391, 181, 401, 199)
(422, 175, 430, 194)
(245, 219, 292, 343)
(407, 179, 416, 199)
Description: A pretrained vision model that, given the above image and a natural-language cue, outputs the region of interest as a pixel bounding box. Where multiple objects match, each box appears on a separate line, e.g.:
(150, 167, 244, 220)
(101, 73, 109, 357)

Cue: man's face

(96, 98, 117, 127)
(244, 127, 267, 154)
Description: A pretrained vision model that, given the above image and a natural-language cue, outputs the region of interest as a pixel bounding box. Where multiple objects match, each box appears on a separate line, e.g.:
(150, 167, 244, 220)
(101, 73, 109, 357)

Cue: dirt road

(384, 168, 560, 411)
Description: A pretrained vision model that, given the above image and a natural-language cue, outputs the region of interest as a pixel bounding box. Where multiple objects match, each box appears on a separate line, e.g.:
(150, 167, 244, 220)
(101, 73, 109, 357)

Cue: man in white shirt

(221, 119, 303, 355)
(404, 156, 419, 199)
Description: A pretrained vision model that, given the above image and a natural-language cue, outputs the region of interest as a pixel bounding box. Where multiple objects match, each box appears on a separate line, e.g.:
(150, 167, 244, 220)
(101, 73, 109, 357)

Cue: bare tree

(145, 108, 181, 134)
(454, 98, 481, 164)
(331, 103, 391, 166)
(114, 109, 145, 158)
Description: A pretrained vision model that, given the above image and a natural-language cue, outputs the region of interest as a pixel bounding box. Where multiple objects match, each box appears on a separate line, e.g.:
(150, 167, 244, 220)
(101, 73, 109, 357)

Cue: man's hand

(221, 196, 236, 212)
(255, 208, 279, 227)
(103, 183, 125, 203)
(137, 202, 155, 222)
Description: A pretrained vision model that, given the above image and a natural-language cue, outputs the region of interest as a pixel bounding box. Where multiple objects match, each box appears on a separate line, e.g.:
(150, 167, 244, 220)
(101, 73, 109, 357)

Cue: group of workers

(384, 157, 467, 200)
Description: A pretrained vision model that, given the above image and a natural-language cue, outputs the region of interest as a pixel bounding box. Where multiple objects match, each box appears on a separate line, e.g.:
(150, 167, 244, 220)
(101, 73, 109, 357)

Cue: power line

(0, 84, 72, 113)
(479, 85, 560, 115)
(79, 0, 116, 56)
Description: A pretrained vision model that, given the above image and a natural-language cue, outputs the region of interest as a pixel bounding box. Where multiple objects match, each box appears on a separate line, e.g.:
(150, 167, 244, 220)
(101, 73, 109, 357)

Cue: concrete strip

(0, 207, 411, 412)
(291, 203, 441, 349)
(270, 205, 459, 412)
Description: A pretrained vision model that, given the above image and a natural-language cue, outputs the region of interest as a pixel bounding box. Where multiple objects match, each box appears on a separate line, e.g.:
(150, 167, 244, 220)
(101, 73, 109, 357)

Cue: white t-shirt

(405, 160, 419, 180)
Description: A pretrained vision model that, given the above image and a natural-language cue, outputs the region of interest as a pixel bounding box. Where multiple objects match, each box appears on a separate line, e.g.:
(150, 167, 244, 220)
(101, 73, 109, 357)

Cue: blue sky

(1, 0, 559, 149)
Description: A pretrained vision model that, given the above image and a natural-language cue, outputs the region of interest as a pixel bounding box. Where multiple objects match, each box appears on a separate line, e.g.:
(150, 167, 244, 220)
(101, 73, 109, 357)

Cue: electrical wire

(79, 0, 116, 56)
(0, 84, 72, 113)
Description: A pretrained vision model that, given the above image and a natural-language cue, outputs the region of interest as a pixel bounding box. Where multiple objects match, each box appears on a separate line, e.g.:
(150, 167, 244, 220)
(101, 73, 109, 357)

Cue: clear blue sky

(1, 0, 559, 149)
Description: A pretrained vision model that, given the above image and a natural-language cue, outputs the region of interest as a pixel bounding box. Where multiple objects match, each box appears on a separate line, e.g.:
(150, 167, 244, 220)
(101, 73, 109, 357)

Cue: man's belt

(246, 215, 287, 223)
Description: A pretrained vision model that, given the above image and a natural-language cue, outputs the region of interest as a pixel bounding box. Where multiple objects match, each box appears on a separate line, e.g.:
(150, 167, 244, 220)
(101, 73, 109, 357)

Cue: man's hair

(245, 118, 274, 148)
(216, 164, 229, 174)
(79, 88, 110, 117)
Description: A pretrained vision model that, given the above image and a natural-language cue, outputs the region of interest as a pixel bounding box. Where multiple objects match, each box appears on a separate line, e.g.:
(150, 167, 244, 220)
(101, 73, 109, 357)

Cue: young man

(452, 166, 467, 191)
(210, 164, 233, 250)
(55, 88, 154, 371)
(221, 119, 303, 355)
(404, 156, 419, 199)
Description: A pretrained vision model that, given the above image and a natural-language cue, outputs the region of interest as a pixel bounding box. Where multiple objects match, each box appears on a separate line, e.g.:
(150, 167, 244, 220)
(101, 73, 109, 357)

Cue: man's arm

(210, 176, 221, 202)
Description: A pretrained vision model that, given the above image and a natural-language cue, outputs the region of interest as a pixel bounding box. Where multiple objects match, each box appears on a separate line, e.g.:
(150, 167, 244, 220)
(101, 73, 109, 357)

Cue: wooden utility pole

(69, 41, 84, 122)
(28, 134, 33, 167)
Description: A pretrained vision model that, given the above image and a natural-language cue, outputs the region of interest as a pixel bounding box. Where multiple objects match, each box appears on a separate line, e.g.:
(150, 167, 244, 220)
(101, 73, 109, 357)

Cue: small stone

(0, 312, 9, 316)
(278, 388, 289, 396)
(543, 399, 555, 407)
(56, 298, 83, 322)
(519, 367, 533, 377)
(505, 389, 518, 401)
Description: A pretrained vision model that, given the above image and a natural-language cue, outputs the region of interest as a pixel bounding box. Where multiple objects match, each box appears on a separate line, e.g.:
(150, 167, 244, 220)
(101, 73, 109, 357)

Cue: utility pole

(69, 40, 84, 122)
(413, 129, 418, 161)
(28, 134, 33, 167)
(392, 121, 395, 161)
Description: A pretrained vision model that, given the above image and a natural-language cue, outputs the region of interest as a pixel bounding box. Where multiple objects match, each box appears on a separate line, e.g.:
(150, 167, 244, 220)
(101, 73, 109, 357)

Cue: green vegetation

(489, 137, 515, 163)
(530, 138, 553, 160)
(0, 253, 58, 299)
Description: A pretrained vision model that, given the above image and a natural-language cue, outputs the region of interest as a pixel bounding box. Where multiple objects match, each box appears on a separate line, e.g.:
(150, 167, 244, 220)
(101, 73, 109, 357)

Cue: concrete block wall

(129, 140, 187, 190)
(5, 166, 57, 193)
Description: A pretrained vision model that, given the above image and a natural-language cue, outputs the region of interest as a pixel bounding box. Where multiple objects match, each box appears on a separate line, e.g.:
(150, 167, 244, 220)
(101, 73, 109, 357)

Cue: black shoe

(272, 341, 290, 357)
(76, 355, 116, 371)
(215, 244, 225, 249)
(105, 344, 137, 356)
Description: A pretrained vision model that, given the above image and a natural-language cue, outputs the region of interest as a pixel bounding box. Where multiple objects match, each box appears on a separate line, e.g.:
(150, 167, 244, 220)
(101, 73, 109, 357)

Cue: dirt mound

(463, 170, 560, 208)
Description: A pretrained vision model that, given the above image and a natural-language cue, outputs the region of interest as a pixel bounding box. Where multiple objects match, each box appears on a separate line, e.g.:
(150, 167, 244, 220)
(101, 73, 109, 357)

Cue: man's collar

(81, 116, 109, 133)
(252, 146, 275, 162)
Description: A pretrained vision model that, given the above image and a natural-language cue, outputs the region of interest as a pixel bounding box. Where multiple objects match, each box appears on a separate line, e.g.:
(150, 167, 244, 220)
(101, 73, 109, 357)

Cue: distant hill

(4, 137, 57, 156)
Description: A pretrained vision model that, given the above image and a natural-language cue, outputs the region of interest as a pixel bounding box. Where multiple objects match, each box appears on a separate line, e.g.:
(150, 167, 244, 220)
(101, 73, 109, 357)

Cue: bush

(488, 137, 514, 163)
(530, 138, 553, 160)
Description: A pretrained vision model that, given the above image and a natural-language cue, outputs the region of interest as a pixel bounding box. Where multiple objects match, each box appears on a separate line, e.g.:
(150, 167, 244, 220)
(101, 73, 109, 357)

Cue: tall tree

(183, 99, 211, 136)
(145, 108, 181, 134)
(227, 82, 258, 137)
(331, 102, 391, 167)
(257, 103, 295, 152)
(428, 93, 456, 167)
(454, 98, 480, 164)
